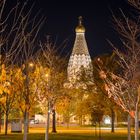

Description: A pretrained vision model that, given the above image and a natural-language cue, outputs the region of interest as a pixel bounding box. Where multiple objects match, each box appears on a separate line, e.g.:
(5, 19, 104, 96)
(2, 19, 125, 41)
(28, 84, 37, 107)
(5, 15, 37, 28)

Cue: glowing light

(103, 116, 111, 124)
(45, 73, 49, 78)
(29, 63, 34, 67)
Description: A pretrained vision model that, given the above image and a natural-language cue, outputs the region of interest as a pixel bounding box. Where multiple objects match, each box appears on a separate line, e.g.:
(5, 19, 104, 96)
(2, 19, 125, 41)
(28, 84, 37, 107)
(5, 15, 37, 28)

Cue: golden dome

(75, 16, 85, 33)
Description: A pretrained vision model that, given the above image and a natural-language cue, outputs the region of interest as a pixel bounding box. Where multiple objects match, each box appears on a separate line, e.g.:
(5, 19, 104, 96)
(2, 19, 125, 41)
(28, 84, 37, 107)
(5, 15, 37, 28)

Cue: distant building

(65, 16, 93, 88)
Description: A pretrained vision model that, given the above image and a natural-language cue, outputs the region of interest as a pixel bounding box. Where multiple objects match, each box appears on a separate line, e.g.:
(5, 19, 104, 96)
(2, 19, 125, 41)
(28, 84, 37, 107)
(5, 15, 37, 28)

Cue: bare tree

(98, 1, 140, 140)
(38, 37, 68, 140)
(16, 13, 44, 140)
(0, 0, 45, 139)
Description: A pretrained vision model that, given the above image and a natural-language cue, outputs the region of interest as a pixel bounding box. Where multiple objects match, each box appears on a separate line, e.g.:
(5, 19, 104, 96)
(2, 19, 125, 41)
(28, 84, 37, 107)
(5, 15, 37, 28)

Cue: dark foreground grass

(0, 132, 135, 140)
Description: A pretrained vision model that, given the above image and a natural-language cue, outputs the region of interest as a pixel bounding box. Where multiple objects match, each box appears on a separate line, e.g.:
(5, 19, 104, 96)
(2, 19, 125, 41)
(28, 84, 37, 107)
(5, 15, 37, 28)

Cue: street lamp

(22, 61, 35, 140)
(45, 100, 51, 140)
(45, 72, 51, 140)
(29, 62, 34, 68)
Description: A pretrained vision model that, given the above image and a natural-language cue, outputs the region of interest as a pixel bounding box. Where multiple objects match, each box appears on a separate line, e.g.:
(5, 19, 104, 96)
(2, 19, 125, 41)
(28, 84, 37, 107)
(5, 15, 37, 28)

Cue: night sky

(6, 0, 131, 58)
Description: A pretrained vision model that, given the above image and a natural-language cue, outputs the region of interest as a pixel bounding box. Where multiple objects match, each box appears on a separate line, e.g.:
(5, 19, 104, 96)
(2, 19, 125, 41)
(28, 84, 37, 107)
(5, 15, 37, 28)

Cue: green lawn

(0, 132, 135, 140)
(0, 127, 135, 140)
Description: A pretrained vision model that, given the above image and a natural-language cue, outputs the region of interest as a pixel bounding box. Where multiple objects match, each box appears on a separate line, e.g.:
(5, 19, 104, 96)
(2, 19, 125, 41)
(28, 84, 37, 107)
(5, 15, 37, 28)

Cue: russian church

(66, 16, 93, 88)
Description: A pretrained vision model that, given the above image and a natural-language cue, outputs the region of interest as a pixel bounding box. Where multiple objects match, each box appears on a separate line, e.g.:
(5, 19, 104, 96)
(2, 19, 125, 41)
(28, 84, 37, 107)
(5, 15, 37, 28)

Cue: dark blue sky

(6, 0, 131, 58)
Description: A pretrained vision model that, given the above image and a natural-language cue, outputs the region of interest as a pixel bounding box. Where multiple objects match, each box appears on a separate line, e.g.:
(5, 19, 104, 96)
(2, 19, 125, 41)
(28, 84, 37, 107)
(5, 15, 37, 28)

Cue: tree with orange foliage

(0, 64, 23, 135)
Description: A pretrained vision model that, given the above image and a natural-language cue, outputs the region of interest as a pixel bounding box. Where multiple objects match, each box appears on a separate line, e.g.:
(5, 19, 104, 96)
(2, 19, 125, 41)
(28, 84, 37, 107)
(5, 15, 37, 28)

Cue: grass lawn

(0, 127, 135, 140)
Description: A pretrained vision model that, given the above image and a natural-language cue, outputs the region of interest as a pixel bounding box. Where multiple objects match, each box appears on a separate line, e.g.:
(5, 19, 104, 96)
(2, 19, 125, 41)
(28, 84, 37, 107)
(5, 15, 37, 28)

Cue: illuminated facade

(67, 16, 93, 86)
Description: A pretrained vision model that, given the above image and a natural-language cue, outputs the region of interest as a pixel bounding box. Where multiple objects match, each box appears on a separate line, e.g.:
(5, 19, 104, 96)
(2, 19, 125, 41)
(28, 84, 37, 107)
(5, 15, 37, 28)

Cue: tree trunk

(98, 121, 101, 140)
(95, 123, 97, 136)
(66, 119, 70, 128)
(4, 112, 8, 135)
(79, 116, 82, 126)
(23, 110, 29, 140)
(83, 115, 85, 125)
(111, 108, 115, 133)
(127, 114, 131, 140)
(52, 108, 57, 133)
(134, 108, 139, 140)
(4, 111, 8, 135)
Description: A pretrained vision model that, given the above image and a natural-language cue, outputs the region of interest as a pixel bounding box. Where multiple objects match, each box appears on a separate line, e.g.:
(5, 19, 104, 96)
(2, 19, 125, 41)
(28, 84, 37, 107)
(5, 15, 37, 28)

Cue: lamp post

(45, 72, 51, 140)
(45, 100, 51, 140)
(22, 62, 35, 140)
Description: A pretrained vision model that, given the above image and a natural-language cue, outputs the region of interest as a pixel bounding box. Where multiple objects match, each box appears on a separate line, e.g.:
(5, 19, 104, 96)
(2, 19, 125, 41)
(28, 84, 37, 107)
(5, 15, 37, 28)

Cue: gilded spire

(67, 16, 93, 85)
(75, 16, 85, 33)
(79, 16, 82, 25)
(72, 16, 89, 55)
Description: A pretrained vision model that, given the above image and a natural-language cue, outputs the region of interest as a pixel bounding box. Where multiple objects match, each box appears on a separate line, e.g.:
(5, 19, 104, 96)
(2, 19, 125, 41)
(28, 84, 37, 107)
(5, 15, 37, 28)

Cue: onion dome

(75, 16, 85, 33)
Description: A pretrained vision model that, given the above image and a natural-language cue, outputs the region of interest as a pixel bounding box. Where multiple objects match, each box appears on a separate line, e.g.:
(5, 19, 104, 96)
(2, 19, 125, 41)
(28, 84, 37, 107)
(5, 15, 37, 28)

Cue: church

(65, 16, 93, 89)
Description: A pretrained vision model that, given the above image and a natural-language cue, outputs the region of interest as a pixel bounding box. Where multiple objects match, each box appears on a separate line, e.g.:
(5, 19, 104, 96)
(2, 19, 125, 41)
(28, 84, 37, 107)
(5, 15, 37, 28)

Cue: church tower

(67, 16, 93, 85)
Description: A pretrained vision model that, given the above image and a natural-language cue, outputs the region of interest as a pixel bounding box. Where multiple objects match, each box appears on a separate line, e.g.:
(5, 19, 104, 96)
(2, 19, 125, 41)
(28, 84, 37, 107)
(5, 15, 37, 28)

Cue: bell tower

(67, 16, 93, 85)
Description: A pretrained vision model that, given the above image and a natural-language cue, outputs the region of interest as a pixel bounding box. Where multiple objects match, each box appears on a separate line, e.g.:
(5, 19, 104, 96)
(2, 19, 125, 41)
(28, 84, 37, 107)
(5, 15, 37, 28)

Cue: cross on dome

(75, 16, 85, 33)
